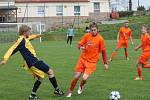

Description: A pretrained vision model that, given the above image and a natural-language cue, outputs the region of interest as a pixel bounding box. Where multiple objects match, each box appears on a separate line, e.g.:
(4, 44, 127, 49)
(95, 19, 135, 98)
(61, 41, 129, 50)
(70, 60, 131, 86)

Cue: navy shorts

(34, 60, 50, 73)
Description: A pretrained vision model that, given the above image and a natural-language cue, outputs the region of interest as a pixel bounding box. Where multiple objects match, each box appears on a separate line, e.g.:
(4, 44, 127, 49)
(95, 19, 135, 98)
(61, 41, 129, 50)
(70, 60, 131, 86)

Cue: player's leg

(124, 48, 129, 60)
(47, 69, 64, 96)
(66, 72, 82, 97)
(67, 58, 84, 97)
(134, 53, 148, 80)
(77, 74, 89, 95)
(77, 62, 96, 95)
(70, 36, 73, 45)
(134, 63, 143, 80)
(109, 47, 119, 61)
(67, 36, 70, 44)
(29, 67, 45, 100)
(33, 60, 64, 96)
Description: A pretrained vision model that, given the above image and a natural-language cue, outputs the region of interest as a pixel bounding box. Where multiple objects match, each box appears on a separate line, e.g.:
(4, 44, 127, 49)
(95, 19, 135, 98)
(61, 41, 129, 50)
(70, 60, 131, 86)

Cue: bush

(118, 11, 134, 17)
(137, 6, 145, 11)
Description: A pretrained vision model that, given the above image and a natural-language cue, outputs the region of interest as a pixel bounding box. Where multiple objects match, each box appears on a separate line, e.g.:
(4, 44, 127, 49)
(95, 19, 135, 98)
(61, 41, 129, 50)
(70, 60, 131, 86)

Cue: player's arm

(117, 32, 120, 42)
(100, 38, 108, 70)
(129, 31, 134, 45)
(0, 38, 23, 65)
(28, 34, 43, 40)
(135, 44, 142, 51)
(77, 34, 87, 51)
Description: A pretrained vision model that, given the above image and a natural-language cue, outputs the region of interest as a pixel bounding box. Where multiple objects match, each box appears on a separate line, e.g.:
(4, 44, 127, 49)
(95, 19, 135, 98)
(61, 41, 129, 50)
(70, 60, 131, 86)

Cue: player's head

(89, 22, 98, 36)
(69, 25, 73, 28)
(141, 24, 149, 34)
(19, 25, 31, 37)
(124, 22, 129, 28)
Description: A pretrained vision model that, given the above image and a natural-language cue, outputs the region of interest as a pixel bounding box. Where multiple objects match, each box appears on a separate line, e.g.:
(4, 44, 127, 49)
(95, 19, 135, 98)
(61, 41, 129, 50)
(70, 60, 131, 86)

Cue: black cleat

(54, 88, 64, 96)
(28, 94, 38, 100)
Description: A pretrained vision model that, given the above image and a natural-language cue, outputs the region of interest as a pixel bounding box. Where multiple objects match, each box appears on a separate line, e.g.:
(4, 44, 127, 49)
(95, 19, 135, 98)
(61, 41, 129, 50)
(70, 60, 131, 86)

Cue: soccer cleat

(54, 88, 64, 96)
(108, 58, 112, 62)
(134, 77, 143, 80)
(28, 94, 38, 100)
(66, 91, 72, 97)
(77, 85, 84, 95)
(126, 57, 129, 61)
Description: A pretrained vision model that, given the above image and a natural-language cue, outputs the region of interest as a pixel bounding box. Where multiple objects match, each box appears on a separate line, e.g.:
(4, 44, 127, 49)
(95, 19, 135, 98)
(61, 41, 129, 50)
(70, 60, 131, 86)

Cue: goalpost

(0, 22, 43, 43)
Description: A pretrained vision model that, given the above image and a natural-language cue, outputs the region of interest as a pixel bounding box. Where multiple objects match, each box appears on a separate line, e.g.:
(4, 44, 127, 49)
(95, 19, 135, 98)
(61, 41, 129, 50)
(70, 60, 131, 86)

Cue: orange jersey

(79, 33, 105, 63)
(141, 34, 150, 52)
(119, 27, 132, 41)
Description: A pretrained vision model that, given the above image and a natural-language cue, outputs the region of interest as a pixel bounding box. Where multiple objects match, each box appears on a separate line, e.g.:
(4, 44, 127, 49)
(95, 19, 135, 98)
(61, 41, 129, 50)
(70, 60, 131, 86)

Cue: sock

(69, 78, 79, 92)
(125, 50, 128, 58)
(80, 79, 86, 88)
(144, 64, 150, 68)
(137, 67, 142, 78)
(31, 80, 41, 95)
(111, 51, 116, 60)
(49, 77, 58, 90)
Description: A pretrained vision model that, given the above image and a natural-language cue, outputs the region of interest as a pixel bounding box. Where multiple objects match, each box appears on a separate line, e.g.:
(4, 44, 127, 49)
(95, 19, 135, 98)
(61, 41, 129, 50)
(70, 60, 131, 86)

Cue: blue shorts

(34, 60, 50, 73)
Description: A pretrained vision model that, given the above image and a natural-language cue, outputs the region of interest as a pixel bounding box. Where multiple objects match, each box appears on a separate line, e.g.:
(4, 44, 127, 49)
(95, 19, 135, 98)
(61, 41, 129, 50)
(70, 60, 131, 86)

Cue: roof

(0, 6, 17, 10)
(15, 0, 89, 3)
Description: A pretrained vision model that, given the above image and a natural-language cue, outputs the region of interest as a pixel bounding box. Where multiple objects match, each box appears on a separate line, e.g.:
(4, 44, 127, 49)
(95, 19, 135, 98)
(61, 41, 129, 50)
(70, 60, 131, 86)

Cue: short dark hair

(89, 22, 98, 29)
(142, 24, 149, 31)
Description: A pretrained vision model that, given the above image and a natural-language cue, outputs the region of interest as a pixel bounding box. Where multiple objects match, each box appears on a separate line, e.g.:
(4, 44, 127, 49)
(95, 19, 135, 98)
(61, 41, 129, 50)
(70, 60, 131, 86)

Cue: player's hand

(131, 42, 134, 45)
(0, 60, 6, 65)
(104, 64, 109, 70)
(134, 47, 139, 51)
(80, 46, 85, 51)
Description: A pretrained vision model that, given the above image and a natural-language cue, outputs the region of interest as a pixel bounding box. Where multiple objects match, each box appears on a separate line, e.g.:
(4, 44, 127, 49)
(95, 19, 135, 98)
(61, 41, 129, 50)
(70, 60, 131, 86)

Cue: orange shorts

(116, 40, 128, 48)
(138, 51, 150, 65)
(75, 58, 96, 76)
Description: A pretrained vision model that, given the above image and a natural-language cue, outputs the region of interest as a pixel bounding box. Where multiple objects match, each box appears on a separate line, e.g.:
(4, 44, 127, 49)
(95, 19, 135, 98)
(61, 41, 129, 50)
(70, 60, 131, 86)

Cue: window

(37, 6, 45, 16)
(74, 6, 80, 16)
(37, 24, 46, 32)
(56, 5, 63, 16)
(94, 2, 100, 12)
(18, 8, 21, 13)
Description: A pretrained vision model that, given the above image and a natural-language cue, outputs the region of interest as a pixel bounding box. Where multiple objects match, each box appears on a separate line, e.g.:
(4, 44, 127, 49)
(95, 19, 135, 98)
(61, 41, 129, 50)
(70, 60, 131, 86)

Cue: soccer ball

(109, 91, 120, 100)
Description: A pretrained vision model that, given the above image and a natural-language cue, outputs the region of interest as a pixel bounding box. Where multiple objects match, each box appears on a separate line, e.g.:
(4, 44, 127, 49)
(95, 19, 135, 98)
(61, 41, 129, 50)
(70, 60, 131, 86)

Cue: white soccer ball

(109, 91, 120, 100)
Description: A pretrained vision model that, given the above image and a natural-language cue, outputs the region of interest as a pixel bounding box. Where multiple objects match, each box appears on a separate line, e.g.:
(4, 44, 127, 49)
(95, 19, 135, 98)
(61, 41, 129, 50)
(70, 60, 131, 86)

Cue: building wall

(16, 2, 90, 17)
(16, 0, 110, 17)
(15, 0, 110, 30)
(0, 2, 15, 6)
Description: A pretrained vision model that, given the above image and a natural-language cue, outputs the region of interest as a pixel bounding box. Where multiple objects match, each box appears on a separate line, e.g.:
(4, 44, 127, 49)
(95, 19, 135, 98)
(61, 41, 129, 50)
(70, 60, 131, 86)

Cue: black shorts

(34, 60, 50, 73)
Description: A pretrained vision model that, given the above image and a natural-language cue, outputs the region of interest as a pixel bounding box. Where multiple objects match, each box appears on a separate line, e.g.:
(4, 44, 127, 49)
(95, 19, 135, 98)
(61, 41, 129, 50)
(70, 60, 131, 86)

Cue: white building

(0, 0, 17, 22)
(0, 0, 110, 29)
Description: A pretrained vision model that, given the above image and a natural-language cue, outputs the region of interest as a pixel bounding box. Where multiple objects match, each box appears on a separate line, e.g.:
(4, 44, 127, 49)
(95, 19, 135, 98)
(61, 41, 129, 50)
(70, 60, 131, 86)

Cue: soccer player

(109, 22, 134, 61)
(134, 25, 150, 80)
(0, 25, 64, 100)
(66, 22, 108, 97)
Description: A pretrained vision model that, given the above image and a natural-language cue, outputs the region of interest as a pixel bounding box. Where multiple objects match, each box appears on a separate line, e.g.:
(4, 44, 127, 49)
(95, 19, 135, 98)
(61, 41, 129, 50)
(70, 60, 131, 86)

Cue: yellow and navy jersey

(3, 35, 39, 68)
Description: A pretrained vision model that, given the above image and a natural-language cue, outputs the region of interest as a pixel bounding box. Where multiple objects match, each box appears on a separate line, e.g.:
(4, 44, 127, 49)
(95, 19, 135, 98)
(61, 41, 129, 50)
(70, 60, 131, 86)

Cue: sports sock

(137, 67, 142, 78)
(69, 78, 79, 92)
(31, 80, 41, 95)
(111, 51, 116, 60)
(125, 50, 128, 58)
(80, 79, 86, 88)
(49, 77, 58, 89)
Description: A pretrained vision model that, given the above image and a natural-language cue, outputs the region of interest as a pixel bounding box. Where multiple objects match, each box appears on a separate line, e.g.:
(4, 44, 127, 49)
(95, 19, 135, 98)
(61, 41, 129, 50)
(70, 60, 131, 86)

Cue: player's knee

(136, 63, 143, 68)
(82, 74, 89, 80)
(37, 76, 44, 82)
(47, 69, 55, 78)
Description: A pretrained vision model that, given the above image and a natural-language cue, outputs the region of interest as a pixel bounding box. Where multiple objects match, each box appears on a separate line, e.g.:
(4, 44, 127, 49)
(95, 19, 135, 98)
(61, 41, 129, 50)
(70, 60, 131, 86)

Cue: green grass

(0, 39, 150, 100)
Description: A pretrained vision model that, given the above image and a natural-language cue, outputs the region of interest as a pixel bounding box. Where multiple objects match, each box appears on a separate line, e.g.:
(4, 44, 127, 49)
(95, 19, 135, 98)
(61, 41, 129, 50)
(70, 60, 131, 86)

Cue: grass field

(0, 39, 150, 100)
